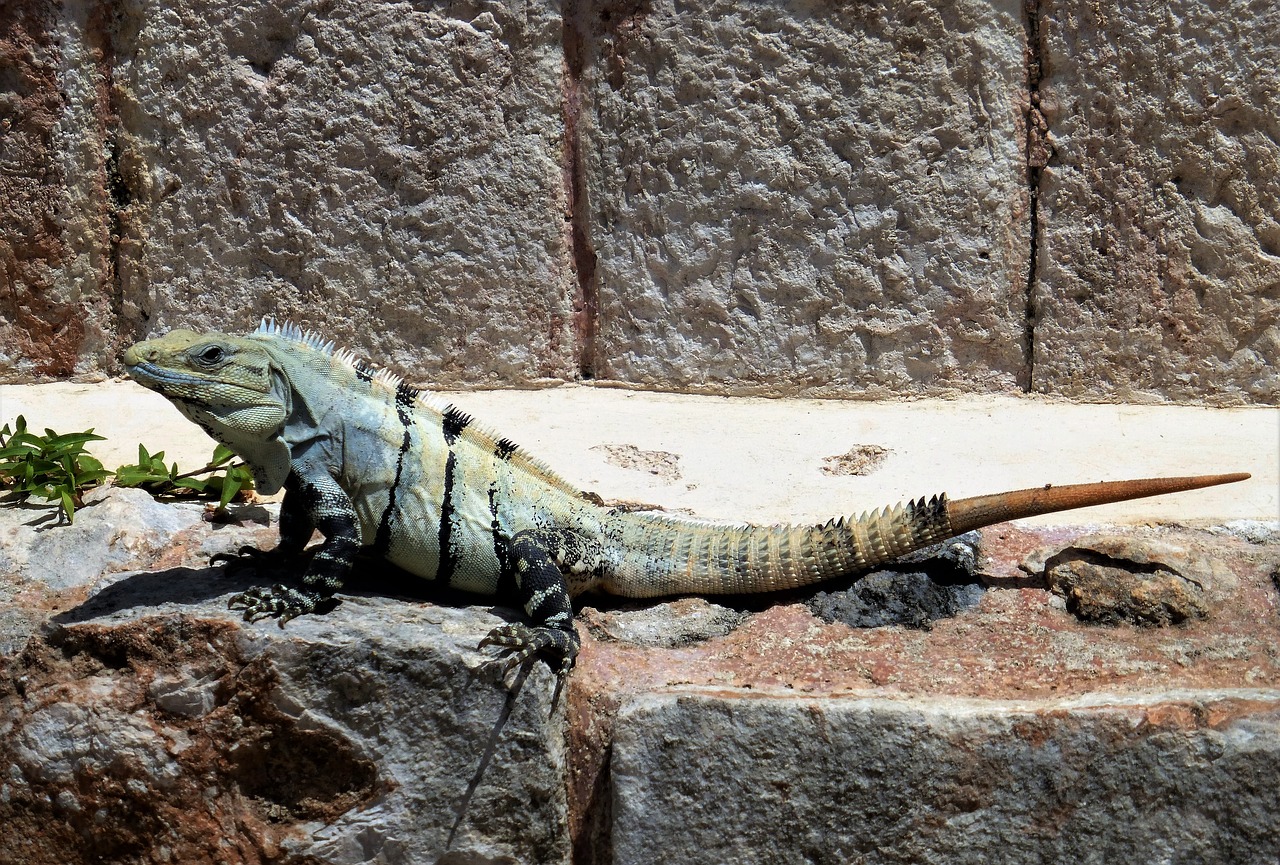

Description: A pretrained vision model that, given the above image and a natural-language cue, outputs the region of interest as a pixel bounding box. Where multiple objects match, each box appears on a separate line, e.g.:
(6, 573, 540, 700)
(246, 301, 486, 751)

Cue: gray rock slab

(1032, 0, 1280, 404)
(581, 0, 1032, 396)
(111, 0, 576, 386)
(0, 486, 203, 591)
(611, 688, 1280, 865)
(1, 590, 570, 864)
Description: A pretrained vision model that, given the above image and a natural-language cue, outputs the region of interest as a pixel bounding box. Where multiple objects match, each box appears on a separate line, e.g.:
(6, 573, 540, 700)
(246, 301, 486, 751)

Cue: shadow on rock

(51, 565, 272, 625)
(51, 553, 516, 628)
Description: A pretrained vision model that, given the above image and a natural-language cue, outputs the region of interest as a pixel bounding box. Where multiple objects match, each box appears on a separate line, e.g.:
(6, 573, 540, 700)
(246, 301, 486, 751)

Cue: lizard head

(124, 328, 289, 439)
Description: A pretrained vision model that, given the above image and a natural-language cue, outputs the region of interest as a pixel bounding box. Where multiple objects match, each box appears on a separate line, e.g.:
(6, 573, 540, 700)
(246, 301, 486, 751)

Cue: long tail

(603, 473, 1249, 598)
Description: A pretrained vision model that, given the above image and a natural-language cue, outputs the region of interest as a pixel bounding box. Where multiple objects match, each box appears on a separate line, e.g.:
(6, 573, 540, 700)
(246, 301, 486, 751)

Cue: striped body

(122, 321, 1248, 673)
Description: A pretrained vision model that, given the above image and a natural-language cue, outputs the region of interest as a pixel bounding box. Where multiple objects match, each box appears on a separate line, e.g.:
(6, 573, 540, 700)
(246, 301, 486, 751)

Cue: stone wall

(2, 0, 1276, 402)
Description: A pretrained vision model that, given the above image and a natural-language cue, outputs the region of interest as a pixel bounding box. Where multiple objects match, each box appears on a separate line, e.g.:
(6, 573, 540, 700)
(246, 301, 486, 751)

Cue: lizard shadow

(51, 551, 525, 627)
(54, 533, 993, 632)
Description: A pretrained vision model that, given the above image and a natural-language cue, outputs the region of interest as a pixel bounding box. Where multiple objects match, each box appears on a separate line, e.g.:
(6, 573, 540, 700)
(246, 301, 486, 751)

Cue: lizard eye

(196, 345, 225, 365)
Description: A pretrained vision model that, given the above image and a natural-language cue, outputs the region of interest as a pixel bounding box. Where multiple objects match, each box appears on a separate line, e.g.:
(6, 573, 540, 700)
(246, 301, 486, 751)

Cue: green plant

(0, 416, 256, 524)
(114, 443, 255, 510)
(0, 415, 111, 523)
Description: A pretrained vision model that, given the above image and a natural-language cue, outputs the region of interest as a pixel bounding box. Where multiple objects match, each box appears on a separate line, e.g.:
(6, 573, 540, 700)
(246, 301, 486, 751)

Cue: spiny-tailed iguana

(123, 320, 1249, 675)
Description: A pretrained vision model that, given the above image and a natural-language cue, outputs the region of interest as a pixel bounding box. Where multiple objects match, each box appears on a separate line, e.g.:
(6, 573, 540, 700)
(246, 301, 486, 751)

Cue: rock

(0, 486, 204, 590)
(1032, 0, 1280, 404)
(808, 570, 985, 630)
(583, 598, 748, 649)
(111, 0, 575, 386)
(581, 0, 1031, 396)
(1032, 534, 1220, 626)
(807, 534, 983, 629)
(1045, 551, 1207, 626)
(3, 478, 1279, 863)
(0, 598, 570, 864)
(610, 689, 1280, 865)
(0, 485, 276, 656)
(1210, 520, 1280, 546)
(0, 0, 117, 381)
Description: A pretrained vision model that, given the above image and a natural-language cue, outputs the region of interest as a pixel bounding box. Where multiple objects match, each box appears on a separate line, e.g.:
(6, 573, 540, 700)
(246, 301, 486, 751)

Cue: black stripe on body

(396, 382, 420, 405)
(354, 361, 375, 383)
(495, 437, 518, 459)
(374, 399, 414, 556)
(437, 448, 460, 584)
(488, 483, 512, 578)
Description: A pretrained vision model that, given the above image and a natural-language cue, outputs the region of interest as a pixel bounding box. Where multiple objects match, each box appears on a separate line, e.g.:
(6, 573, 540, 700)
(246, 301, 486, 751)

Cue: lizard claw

(210, 545, 282, 570)
(479, 623, 578, 682)
(228, 584, 322, 625)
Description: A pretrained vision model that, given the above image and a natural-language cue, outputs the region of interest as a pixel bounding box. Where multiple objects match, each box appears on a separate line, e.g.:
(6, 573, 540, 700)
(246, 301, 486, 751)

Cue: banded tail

(603, 473, 1250, 598)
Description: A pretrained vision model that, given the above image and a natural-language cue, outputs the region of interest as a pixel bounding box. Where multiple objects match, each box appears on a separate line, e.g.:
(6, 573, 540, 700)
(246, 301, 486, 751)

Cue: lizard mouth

(125, 360, 268, 395)
(123, 360, 210, 391)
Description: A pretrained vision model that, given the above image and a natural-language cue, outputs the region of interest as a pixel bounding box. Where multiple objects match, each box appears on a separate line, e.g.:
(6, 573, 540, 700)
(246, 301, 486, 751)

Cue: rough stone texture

(806, 534, 984, 629)
(611, 689, 1280, 865)
(4, 0, 1279, 403)
(0, 527, 571, 864)
(1032, 0, 1280, 404)
(579, 0, 1031, 395)
(1037, 534, 1217, 626)
(2, 487, 1279, 863)
(0, 0, 118, 381)
(98, 0, 575, 385)
(1, 604, 570, 864)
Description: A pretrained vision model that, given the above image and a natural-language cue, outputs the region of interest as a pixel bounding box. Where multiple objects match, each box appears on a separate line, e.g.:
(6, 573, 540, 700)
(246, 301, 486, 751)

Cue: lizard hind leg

(479, 528, 601, 679)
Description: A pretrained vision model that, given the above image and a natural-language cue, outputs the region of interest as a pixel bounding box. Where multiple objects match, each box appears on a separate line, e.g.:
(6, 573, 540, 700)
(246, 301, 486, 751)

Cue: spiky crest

(250, 318, 588, 499)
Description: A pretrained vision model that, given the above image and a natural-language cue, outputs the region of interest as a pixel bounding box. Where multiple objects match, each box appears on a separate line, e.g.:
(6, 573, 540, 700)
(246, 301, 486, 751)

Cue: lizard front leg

(212, 472, 315, 568)
(480, 528, 604, 677)
(228, 464, 360, 626)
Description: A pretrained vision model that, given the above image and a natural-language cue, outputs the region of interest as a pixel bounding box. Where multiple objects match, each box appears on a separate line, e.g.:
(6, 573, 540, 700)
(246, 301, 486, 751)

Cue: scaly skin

(123, 320, 1249, 675)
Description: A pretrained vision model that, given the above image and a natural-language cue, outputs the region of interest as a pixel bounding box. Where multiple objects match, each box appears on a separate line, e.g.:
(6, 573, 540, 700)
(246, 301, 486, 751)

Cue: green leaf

(218, 474, 242, 509)
(45, 430, 106, 450)
(60, 489, 75, 523)
(212, 444, 237, 465)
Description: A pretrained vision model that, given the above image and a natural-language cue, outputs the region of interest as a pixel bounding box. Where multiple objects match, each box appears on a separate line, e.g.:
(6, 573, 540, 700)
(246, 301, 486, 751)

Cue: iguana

(123, 320, 1249, 675)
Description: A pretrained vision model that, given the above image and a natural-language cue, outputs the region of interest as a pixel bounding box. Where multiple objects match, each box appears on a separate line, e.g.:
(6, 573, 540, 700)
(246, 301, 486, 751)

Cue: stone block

(1032, 0, 1280, 403)
(611, 689, 1280, 865)
(0, 0, 117, 381)
(580, 0, 1031, 395)
(1, 593, 570, 864)
(0, 484, 570, 863)
(109, 0, 576, 385)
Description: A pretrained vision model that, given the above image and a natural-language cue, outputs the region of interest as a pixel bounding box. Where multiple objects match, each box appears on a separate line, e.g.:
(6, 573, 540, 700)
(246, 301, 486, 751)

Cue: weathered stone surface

(580, 0, 1031, 395)
(3, 480, 1278, 863)
(0, 486, 203, 590)
(2, 588, 570, 864)
(1032, 0, 1280, 404)
(1037, 534, 1217, 626)
(584, 597, 748, 649)
(109, 0, 576, 385)
(0, 0, 117, 381)
(0, 485, 273, 655)
(807, 534, 984, 629)
(611, 689, 1280, 865)
(1, 486, 569, 862)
